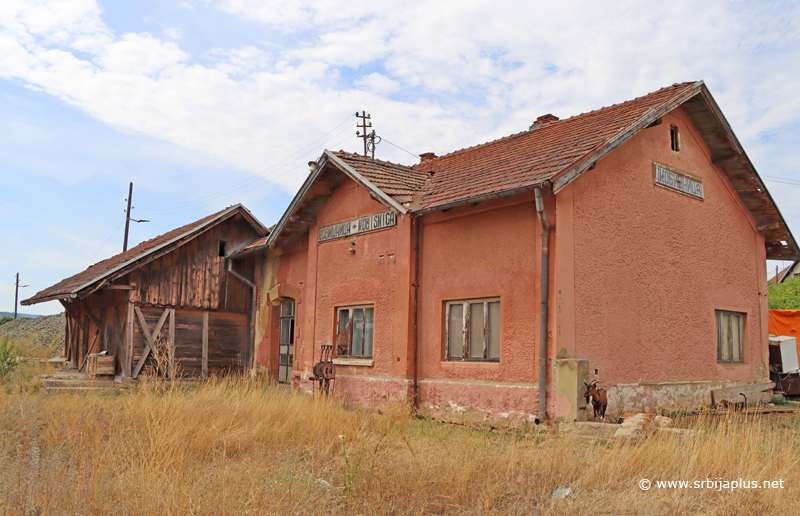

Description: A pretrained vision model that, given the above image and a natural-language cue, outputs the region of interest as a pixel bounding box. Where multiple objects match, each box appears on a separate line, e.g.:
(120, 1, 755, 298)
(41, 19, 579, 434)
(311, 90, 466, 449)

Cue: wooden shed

(22, 204, 267, 379)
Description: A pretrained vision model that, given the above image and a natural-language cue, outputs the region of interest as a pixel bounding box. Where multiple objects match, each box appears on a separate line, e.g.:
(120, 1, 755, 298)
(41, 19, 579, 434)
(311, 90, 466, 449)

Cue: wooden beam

(75, 298, 103, 330)
(202, 310, 209, 379)
(169, 308, 176, 379)
(59, 299, 82, 325)
(79, 329, 100, 372)
(125, 302, 134, 378)
(711, 152, 740, 165)
(757, 222, 782, 232)
(132, 306, 170, 379)
(102, 285, 134, 291)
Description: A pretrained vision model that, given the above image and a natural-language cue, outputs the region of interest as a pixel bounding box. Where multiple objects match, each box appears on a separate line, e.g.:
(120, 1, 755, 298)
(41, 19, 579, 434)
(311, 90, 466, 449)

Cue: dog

(717, 392, 748, 411)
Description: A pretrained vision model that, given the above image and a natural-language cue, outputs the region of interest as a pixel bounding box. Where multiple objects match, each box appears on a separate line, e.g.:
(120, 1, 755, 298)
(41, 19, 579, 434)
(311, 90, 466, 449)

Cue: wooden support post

(80, 315, 89, 369)
(202, 311, 209, 379)
(169, 308, 176, 379)
(64, 312, 71, 363)
(125, 302, 134, 378)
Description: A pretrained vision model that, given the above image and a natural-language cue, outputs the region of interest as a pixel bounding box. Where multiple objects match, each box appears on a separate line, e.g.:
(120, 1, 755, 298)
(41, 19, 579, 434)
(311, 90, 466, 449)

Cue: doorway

(278, 300, 295, 383)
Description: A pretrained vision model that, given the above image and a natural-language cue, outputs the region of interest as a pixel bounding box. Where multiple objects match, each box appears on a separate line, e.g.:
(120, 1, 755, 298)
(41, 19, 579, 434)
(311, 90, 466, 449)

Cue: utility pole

(356, 111, 381, 159)
(123, 182, 149, 252)
(14, 273, 27, 320)
(356, 111, 372, 157)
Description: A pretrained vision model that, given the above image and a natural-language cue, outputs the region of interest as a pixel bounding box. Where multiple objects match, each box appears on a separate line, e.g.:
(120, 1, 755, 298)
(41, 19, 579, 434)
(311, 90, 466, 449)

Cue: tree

(768, 275, 800, 309)
(0, 316, 12, 326)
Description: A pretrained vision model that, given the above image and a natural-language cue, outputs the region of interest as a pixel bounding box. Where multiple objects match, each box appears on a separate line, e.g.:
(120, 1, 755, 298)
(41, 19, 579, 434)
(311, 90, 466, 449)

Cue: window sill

(333, 358, 374, 367)
(441, 360, 500, 366)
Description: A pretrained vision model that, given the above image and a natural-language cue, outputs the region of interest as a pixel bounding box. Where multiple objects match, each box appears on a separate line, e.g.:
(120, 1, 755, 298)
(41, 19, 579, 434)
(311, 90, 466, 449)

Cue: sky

(1, 0, 799, 315)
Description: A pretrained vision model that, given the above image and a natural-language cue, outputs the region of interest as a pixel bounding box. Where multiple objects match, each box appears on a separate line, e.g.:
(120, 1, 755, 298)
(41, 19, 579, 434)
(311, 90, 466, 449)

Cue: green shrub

(0, 315, 12, 326)
(769, 275, 800, 309)
(0, 336, 18, 378)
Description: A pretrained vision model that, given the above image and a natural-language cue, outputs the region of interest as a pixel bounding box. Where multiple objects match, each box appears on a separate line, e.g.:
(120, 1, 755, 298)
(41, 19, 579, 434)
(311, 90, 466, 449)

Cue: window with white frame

(446, 299, 500, 361)
(335, 305, 374, 358)
(716, 310, 744, 363)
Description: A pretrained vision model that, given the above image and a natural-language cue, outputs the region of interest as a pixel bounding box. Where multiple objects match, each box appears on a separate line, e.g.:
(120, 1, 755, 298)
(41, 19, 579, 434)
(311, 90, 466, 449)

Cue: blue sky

(1, 0, 800, 314)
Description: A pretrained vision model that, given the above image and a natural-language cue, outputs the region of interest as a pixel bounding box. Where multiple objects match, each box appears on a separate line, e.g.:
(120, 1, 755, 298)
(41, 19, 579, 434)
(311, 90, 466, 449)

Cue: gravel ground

(0, 313, 65, 357)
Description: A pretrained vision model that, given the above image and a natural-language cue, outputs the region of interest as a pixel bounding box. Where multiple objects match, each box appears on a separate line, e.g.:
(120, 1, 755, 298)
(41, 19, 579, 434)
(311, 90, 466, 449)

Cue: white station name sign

(654, 164, 704, 200)
(318, 210, 397, 242)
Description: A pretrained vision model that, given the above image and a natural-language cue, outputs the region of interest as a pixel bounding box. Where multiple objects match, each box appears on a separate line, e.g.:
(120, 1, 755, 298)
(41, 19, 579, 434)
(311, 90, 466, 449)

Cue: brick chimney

(419, 152, 437, 163)
(529, 114, 559, 131)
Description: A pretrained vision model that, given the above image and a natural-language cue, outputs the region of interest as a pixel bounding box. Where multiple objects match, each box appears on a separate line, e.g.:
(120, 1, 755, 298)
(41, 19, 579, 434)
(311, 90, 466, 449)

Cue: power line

(66, 201, 127, 271)
(135, 114, 357, 210)
(135, 126, 358, 217)
(381, 137, 420, 159)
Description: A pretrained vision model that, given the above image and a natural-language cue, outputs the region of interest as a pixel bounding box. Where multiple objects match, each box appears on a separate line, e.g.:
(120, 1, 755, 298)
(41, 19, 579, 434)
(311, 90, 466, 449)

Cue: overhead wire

(66, 201, 128, 271)
(135, 114, 357, 210)
(381, 137, 420, 159)
(135, 125, 359, 217)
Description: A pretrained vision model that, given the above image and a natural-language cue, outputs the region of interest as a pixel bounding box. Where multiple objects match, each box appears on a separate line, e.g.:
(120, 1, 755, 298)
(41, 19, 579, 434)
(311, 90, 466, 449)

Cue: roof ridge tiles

(412, 81, 697, 168)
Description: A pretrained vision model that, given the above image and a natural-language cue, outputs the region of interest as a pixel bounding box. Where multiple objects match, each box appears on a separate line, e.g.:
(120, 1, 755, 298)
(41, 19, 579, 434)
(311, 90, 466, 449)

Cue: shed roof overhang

(22, 204, 268, 306)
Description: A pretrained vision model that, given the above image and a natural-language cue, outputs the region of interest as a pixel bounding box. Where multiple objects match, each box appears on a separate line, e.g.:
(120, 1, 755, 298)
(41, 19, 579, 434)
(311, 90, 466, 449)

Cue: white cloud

(178, 2, 195, 10)
(164, 27, 183, 39)
(0, 0, 797, 199)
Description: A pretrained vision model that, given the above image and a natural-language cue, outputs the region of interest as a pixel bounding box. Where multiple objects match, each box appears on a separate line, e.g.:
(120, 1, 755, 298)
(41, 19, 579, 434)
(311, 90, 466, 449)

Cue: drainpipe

(227, 259, 258, 369)
(534, 186, 550, 425)
(412, 214, 421, 408)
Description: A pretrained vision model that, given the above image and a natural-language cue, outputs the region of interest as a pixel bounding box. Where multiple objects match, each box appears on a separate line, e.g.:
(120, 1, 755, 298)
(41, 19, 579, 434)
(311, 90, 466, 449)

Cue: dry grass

(1, 375, 799, 515)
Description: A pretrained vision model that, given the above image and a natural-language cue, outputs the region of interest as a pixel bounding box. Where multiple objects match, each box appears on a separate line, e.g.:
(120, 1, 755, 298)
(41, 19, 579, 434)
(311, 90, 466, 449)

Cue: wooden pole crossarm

(132, 307, 170, 379)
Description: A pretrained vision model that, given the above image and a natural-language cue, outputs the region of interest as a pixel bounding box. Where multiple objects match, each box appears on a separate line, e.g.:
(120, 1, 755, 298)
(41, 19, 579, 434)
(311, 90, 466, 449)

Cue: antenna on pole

(356, 111, 381, 158)
(123, 182, 149, 252)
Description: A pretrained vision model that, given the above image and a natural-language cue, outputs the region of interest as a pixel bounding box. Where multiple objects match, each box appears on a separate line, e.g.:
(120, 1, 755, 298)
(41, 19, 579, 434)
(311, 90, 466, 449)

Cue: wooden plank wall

(132, 306, 247, 378)
(127, 215, 257, 312)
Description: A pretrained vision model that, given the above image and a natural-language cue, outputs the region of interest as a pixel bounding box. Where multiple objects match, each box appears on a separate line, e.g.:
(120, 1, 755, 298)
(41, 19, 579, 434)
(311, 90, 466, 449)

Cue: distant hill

(0, 312, 39, 319)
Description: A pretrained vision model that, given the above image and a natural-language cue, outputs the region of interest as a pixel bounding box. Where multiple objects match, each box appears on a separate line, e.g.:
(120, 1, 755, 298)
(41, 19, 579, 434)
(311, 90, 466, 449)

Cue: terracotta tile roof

(330, 151, 427, 206)
(23, 205, 262, 305)
(412, 82, 699, 210)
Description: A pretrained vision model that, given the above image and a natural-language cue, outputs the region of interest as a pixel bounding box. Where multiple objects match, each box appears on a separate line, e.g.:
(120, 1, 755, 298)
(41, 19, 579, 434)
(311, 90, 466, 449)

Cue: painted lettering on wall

(654, 163, 704, 200)
(318, 210, 397, 242)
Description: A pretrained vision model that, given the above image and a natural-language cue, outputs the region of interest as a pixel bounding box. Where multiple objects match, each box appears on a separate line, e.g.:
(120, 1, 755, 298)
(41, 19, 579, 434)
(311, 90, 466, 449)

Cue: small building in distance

(769, 261, 800, 285)
(22, 204, 267, 379)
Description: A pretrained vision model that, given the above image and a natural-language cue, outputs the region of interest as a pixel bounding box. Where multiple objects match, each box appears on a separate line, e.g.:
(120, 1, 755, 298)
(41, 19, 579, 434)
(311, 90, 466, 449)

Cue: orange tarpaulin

(768, 310, 800, 337)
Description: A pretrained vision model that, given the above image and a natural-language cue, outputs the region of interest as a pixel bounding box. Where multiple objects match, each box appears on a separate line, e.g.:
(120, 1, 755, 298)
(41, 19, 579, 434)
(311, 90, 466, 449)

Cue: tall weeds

(0, 378, 798, 515)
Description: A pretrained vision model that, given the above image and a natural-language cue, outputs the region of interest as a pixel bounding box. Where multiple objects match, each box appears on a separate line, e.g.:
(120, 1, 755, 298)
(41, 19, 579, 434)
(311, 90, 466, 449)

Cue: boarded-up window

(446, 299, 500, 361)
(716, 310, 744, 363)
(336, 305, 374, 358)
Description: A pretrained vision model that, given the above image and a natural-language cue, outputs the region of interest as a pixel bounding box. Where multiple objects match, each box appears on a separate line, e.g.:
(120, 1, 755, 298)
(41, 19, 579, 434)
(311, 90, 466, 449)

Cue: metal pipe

(412, 214, 421, 408)
(227, 259, 258, 369)
(534, 187, 550, 425)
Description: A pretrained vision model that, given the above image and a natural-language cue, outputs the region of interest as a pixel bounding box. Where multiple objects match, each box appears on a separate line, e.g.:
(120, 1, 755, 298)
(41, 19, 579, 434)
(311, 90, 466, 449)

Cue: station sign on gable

(318, 210, 397, 242)
(654, 162, 704, 200)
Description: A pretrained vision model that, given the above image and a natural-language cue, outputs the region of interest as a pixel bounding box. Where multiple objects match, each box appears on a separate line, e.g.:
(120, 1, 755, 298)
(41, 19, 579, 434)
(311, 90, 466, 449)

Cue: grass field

(1, 355, 799, 514)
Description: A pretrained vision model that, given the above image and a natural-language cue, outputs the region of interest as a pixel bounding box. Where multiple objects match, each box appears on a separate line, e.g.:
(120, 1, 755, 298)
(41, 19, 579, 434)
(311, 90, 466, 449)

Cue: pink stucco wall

(559, 106, 769, 386)
(256, 106, 770, 419)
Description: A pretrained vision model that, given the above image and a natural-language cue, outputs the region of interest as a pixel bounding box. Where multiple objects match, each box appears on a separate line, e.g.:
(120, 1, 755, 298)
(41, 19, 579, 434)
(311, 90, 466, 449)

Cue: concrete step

(42, 378, 116, 388)
(44, 386, 119, 394)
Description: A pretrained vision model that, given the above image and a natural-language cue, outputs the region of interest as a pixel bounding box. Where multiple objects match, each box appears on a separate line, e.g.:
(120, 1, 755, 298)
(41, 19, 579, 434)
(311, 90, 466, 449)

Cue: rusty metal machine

(310, 344, 336, 394)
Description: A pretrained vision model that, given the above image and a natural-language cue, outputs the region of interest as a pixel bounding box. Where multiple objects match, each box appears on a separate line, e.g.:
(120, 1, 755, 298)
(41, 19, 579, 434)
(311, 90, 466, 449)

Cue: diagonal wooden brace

(132, 307, 170, 379)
